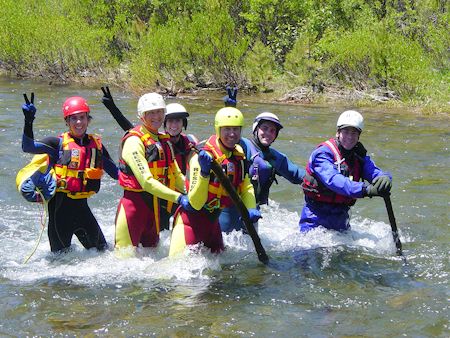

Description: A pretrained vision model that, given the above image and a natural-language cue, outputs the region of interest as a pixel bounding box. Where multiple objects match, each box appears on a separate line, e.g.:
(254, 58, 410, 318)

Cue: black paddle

(382, 193, 403, 257)
(193, 148, 269, 264)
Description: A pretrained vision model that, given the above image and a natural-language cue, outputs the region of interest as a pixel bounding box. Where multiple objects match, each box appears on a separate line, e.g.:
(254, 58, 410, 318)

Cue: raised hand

(224, 85, 238, 107)
(101, 86, 115, 109)
(22, 92, 36, 122)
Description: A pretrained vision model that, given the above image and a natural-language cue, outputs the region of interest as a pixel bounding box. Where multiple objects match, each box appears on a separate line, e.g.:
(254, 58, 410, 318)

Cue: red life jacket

(54, 132, 103, 199)
(118, 125, 176, 192)
(188, 135, 246, 213)
(302, 138, 361, 205)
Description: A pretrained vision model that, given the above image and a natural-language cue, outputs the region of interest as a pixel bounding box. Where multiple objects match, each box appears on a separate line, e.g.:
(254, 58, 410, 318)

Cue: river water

(0, 77, 448, 336)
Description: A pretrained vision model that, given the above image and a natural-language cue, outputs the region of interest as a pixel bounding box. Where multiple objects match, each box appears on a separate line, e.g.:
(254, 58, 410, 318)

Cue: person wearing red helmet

(21, 93, 118, 253)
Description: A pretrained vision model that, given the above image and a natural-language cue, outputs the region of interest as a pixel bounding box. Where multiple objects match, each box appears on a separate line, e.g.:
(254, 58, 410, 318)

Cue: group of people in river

(16, 86, 392, 258)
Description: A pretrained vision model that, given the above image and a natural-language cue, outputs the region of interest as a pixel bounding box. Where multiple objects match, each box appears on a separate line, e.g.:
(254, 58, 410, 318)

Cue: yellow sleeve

(187, 153, 210, 210)
(171, 159, 186, 194)
(238, 174, 256, 209)
(122, 136, 181, 203)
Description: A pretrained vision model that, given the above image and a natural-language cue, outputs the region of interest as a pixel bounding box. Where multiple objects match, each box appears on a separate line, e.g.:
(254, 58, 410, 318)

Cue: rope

(23, 189, 48, 264)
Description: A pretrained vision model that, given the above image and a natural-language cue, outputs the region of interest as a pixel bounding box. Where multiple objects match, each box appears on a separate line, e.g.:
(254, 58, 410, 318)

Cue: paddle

(382, 193, 403, 257)
(192, 148, 269, 264)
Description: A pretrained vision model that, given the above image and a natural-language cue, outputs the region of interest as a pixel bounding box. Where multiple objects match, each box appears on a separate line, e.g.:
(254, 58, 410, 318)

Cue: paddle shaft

(209, 159, 269, 263)
(383, 194, 403, 256)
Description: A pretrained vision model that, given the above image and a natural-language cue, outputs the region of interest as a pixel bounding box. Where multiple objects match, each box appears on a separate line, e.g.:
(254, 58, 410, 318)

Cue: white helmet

(337, 110, 364, 132)
(165, 103, 189, 129)
(252, 112, 283, 134)
(137, 93, 166, 118)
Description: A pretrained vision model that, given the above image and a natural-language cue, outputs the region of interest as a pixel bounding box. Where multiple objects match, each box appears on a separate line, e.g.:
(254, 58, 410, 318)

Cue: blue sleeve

(240, 138, 252, 160)
(360, 155, 392, 182)
(269, 148, 305, 184)
(102, 145, 119, 180)
(310, 146, 365, 198)
(22, 134, 60, 161)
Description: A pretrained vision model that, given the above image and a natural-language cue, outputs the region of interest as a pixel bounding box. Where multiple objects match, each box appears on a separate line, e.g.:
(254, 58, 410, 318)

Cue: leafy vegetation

(0, 0, 448, 111)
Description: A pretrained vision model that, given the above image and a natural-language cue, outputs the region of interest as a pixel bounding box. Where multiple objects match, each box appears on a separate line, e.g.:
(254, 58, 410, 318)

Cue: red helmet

(62, 96, 90, 118)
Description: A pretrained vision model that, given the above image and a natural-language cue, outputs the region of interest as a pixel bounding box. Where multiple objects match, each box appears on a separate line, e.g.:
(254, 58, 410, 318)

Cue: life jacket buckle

(204, 198, 220, 213)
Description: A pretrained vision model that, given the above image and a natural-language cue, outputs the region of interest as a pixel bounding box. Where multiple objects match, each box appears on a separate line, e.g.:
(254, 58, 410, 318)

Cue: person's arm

(238, 174, 257, 210)
(101, 145, 119, 180)
(101, 86, 134, 131)
(171, 158, 187, 194)
(21, 92, 60, 160)
(361, 155, 392, 183)
(269, 148, 305, 184)
(121, 136, 181, 203)
(187, 153, 210, 210)
(311, 146, 365, 198)
(22, 134, 60, 160)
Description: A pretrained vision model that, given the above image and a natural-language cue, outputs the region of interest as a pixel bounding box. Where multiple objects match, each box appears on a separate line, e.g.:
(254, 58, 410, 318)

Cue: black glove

(223, 85, 238, 107)
(101, 86, 133, 131)
(372, 175, 392, 194)
(101, 86, 115, 110)
(22, 93, 36, 123)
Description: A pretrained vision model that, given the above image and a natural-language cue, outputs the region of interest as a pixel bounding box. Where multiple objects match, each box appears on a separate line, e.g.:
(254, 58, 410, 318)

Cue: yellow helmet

(214, 107, 244, 136)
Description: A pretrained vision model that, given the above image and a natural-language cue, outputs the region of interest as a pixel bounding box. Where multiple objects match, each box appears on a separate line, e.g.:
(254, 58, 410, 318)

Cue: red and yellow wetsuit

(115, 125, 185, 249)
(169, 135, 256, 256)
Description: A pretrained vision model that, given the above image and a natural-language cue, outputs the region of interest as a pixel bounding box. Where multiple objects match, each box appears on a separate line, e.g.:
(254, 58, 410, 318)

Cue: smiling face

(337, 126, 360, 150)
(66, 112, 90, 138)
(256, 121, 278, 147)
(142, 108, 165, 132)
(165, 117, 183, 137)
(219, 126, 241, 149)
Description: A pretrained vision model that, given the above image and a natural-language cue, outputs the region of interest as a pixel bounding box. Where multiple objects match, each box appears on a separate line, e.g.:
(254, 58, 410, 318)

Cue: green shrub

(130, 6, 249, 92)
(0, 0, 112, 79)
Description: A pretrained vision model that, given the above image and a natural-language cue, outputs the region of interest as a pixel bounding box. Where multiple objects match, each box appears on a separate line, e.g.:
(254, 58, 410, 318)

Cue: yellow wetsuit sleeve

(122, 136, 181, 203)
(171, 160, 186, 194)
(187, 153, 210, 210)
(238, 174, 257, 209)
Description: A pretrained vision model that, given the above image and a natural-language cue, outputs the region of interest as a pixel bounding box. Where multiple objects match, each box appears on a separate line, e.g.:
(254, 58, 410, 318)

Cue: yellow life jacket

(16, 154, 56, 202)
(54, 132, 104, 199)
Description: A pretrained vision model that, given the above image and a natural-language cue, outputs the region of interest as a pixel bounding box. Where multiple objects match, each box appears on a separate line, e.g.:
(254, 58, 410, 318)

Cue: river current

(0, 78, 448, 336)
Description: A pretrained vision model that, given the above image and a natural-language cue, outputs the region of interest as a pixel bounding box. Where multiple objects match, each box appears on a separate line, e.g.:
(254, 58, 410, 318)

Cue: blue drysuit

(220, 137, 305, 233)
(299, 139, 391, 232)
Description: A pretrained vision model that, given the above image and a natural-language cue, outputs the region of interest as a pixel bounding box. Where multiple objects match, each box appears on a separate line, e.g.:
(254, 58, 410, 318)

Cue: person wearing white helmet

(113, 92, 192, 253)
(159, 103, 199, 230)
(218, 90, 305, 233)
(169, 107, 260, 257)
(300, 110, 392, 232)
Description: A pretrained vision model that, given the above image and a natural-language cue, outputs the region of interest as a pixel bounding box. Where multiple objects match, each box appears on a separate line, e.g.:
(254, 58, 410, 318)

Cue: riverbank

(3, 69, 448, 116)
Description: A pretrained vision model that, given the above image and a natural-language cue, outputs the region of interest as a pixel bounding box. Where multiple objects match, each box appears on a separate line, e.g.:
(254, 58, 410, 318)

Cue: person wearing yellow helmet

(169, 107, 259, 256)
(218, 87, 306, 234)
(300, 110, 392, 232)
(20, 93, 119, 253)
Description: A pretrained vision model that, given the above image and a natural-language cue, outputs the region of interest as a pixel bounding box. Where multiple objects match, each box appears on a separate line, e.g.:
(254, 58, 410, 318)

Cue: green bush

(0, 0, 111, 79)
(130, 6, 249, 92)
(317, 22, 434, 99)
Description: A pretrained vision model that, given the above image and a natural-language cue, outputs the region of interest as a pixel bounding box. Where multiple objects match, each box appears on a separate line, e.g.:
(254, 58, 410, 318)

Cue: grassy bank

(1, 0, 448, 114)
